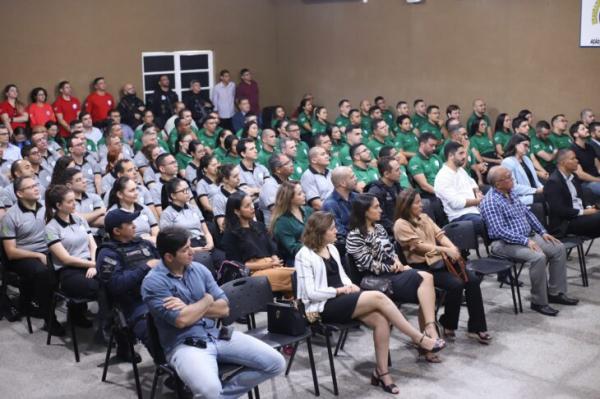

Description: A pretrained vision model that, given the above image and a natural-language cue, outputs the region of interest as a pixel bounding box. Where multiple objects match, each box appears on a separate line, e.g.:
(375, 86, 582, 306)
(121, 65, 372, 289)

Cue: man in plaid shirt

(480, 166, 579, 317)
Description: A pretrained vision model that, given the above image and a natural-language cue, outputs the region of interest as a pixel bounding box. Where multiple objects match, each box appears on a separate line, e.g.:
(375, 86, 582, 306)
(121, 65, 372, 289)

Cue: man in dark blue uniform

(96, 208, 160, 361)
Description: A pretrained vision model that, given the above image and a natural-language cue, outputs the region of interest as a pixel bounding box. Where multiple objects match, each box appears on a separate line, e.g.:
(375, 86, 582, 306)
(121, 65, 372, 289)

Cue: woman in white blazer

(501, 134, 543, 205)
(295, 211, 445, 395)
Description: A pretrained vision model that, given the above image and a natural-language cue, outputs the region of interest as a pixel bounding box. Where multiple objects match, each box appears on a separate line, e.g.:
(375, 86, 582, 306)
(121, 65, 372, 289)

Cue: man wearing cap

(96, 208, 160, 361)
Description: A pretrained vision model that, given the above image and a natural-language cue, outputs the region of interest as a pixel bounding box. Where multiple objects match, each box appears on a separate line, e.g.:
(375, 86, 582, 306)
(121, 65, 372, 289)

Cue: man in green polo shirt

(168, 109, 200, 153)
(375, 96, 397, 134)
(335, 99, 351, 132)
(419, 105, 445, 142)
(530, 120, 557, 172)
(359, 99, 372, 136)
(411, 99, 428, 133)
(366, 118, 394, 156)
(549, 113, 573, 150)
(195, 116, 220, 151)
(466, 98, 492, 139)
(339, 124, 366, 166)
(408, 132, 442, 195)
(257, 129, 278, 167)
(349, 143, 379, 192)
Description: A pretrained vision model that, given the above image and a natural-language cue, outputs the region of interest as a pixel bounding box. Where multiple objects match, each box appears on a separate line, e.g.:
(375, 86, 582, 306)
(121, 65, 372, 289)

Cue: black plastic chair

(221, 276, 319, 397)
(0, 245, 32, 333)
(443, 220, 523, 314)
(45, 254, 97, 362)
(147, 313, 249, 399)
(100, 285, 143, 399)
(530, 203, 589, 287)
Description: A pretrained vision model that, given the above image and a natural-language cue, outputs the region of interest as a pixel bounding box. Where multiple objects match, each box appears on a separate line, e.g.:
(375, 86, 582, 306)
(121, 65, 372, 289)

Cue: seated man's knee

(189, 378, 222, 399)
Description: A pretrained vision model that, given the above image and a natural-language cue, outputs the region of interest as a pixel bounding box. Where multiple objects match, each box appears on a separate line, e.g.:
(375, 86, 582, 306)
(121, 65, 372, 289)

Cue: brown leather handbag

(441, 252, 469, 282)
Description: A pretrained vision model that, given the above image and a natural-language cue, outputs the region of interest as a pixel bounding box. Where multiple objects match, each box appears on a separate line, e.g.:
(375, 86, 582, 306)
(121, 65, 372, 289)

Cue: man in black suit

(543, 149, 600, 238)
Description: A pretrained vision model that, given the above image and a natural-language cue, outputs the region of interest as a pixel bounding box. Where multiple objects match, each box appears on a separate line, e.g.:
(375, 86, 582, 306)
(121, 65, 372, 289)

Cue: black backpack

(216, 260, 250, 285)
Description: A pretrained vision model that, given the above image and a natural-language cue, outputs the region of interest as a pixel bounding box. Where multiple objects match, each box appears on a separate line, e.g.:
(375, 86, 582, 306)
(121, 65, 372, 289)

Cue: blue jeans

(168, 330, 286, 399)
(452, 213, 485, 237)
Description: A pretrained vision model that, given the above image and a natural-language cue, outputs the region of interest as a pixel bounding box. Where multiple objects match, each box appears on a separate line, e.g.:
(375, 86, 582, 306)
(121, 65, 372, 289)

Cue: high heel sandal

(371, 369, 400, 395)
(415, 333, 446, 353)
(467, 331, 492, 345)
(418, 322, 443, 363)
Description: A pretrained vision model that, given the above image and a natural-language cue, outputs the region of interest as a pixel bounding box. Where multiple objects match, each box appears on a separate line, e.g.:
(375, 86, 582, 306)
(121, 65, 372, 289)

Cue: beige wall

(1, 0, 598, 125)
(0, 0, 280, 108)
(274, 0, 600, 124)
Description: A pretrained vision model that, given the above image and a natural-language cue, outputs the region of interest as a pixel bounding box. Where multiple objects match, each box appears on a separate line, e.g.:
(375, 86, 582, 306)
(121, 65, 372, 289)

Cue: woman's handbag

(267, 301, 308, 336)
(441, 252, 469, 282)
(359, 274, 394, 296)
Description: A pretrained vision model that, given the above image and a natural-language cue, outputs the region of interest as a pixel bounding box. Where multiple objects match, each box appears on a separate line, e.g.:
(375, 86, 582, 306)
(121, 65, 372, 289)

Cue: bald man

(467, 99, 492, 140)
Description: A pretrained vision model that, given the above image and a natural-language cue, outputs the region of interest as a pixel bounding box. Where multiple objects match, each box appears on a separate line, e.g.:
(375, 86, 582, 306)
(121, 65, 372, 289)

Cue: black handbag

(360, 274, 394, 296)
(267, 301, 307, 336)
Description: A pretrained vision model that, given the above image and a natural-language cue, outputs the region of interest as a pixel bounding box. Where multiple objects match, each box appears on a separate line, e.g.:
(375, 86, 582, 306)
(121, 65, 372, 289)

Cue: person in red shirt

(235, 68, 260, 116)
(84, 77, 115, 127)
(27, 87, 56, 128)
(53, 80, 82, 138)
(0, 84, 29, 134)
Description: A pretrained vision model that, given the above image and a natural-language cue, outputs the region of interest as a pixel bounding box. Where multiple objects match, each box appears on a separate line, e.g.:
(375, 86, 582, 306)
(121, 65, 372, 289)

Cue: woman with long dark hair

(222, 191, 294, 294)
(108, 176, 158, 243)
(346, 194, 442, 362)
(45, 184, 98, 327)
(493, 113, 512, 157)
(394, 188, 491, 344)
(211, 163, 241, 232)
(183, 140, 206, 186)
(195, 154, 220, 214)
(0, 84, 28, 133)
(296, 211, 445, 394)
(213, 128, 232, 163)
(221, 134, 240, 165)
(28, 87, 56, 128)
(470, 117, 501, 166)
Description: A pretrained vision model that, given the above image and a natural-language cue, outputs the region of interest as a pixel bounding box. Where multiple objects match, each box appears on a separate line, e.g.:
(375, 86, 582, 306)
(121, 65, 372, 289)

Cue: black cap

(105, 209, 139, 234)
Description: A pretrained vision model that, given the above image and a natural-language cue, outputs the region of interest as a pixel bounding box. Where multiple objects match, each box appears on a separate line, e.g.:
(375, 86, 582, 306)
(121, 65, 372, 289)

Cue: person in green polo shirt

(329, 124, 345, 163)
(530, 120, 557, 171)
(194, 116, 220, 152)
(270, 105, 288, 128)
(168, 109, 200, 153)
(220, 135, 240, 165)
(296, 98, 313, 139)
(419, 104, 445, 142)
(280, 136, 305, 181)
(411, 99, 428, 133)
(395, 114, 419, 159)
(311, 106, 329, 136)
(335, 99, 351, 132)
(466, 98, 492, 139)
(374, 96, 398, 134)
(213, 129, 232, 162)
(339, 124, 366, 166)
(350, 143, 379, 192)
(518, 109, 537, 138)
(257, 129, 278, 167)
(493, 113, 513, 157)
(348, 108, 369, 140)
(314, 133, 341, 169)
(359, 99, 372, 136)
(548, 116, 573, 150)
(174, 131, 195, 173)
(469, 117, 501, 166)
(366, 118, 394, 156)
(408, 132, 443, 195)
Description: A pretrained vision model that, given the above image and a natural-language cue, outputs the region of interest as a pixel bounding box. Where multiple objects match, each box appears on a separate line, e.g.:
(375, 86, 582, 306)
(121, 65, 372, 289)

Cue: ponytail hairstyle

(45, 184, 73, 223)
(108, 176, 133, 209)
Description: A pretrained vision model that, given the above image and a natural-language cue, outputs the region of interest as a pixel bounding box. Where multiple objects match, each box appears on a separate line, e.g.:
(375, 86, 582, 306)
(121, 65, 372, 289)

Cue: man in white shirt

(211, 69, 236, 131)
(434, 141, 484, 235)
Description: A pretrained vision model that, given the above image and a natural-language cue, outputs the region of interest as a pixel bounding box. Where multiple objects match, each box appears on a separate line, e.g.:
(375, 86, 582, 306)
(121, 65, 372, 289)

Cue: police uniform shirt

(45, 214, 91, 270)
(74, 154, 102, 195)
(196, 176, 219, 202)
(159, 204, 205, 239)
(239, 161, 270, 190)
(108, 203, 157, 238)
(211, 187, 239, 218)
(1, 201, 47, 253)
(300, 166, 333, 205)
(258, 175, 282, 226)
(0, 179, 46, 208)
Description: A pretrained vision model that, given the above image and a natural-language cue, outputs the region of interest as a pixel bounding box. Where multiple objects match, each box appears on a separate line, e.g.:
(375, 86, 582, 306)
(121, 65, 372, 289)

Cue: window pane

(180, 54, 209, 70)
(143, 56, 174, 72)
(181, 71, 209, 88)
(144, 73, 175, 92)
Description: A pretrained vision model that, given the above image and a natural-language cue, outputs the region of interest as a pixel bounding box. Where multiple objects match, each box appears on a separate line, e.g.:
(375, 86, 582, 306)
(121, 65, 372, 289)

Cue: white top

(434, 163, 479, 221)
(294, 244, 352, 314)
(211, 81, 236, 118)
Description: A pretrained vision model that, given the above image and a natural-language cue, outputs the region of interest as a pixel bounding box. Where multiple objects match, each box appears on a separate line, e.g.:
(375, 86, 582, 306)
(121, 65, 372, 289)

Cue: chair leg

(46, 294, 56, 345)
(150, 369, 160, 399)
(508, 272, 518, 315)
(334, 330, 345, 356)
(67, 306, 80, 363)
(101, 331, 114, 381)
(305, 337, 320, 396)
(585, 239, 594, 256)
(253, 386, 260, 399)
(129, 338, 143, 399)
(340, 329, 350, 351)
(26, 314, 33, 334)
(513, 264, 523, 313)
(285, 342, 300, 376)
(324, 330, 339, 395)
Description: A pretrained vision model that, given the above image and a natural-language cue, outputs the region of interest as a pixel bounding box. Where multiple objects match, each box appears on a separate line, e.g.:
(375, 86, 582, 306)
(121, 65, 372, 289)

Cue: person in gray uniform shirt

(108, 176, 158, 244)
(68, 136, 102, 195)
(237, 138, 270, 199)
(1, 176, 63, 336)
(195, 154, 220, 216)
(183, 140, 206, 186)
(210, 164, 242, 232)
(101, 159, 156, 218)
(259, 153, 294, 226)
(160, 178, 224, 274)
(0, 159, 46, 208)
(58, 168, 106, 237)
(45, 185, 98, 328)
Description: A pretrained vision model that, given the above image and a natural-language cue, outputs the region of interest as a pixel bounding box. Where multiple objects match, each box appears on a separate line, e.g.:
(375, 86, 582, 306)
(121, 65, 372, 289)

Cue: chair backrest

(421, 198, 435, 221)
(344, 253, 365, 285)
(442, 221, 478, 251)
(220, 276, 273, 326)
(529, 202, 548, 228)
(146, 313, 168, 365)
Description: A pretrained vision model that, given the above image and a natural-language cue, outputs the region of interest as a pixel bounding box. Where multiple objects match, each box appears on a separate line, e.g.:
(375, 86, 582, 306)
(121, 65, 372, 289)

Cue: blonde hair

(269, 181, 300, 233)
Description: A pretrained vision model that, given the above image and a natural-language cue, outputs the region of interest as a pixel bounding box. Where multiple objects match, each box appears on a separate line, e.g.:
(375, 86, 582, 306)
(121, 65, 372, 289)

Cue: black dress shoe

(1, 301, 22, 322)
(530, 303, 559, 316)
(548, 293, 579, 306)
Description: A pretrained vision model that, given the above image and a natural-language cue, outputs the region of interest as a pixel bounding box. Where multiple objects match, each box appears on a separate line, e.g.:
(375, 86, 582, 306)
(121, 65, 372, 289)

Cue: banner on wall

(581, 0, 600, 46)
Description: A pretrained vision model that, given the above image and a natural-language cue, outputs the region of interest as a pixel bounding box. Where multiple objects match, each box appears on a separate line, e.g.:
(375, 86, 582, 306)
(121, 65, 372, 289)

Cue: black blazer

(543, 170, 586, 236)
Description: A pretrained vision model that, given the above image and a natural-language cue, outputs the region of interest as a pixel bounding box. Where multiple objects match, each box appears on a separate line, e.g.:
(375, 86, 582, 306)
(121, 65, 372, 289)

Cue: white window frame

(141, 50, 214, 99)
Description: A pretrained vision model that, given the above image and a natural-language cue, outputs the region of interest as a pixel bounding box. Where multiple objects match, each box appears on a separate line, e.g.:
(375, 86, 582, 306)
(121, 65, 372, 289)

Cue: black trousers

(8, 258, 56, 317)
(58, 267, 100, 316)
(412, 263, 487, 333)
(567, 211, 600, 239)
